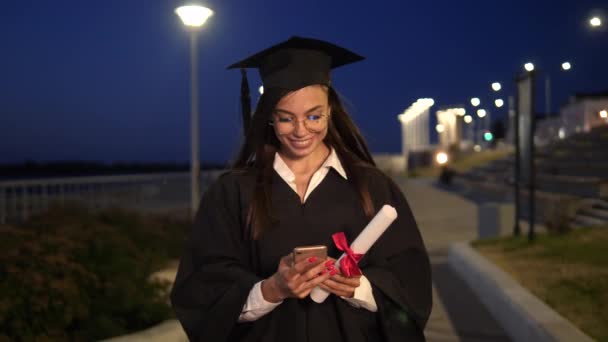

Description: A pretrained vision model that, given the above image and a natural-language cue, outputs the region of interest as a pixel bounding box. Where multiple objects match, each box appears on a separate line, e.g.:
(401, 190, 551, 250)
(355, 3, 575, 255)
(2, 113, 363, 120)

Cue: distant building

(560, 92, 608, 135)
(533, 92, 608, 146)
(435, 107, 467, 149)
(398, 99, 434, 169)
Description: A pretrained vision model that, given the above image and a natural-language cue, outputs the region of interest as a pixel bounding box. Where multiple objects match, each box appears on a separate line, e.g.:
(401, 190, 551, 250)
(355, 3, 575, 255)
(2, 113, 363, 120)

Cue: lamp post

(175, 3, 213, 217)
(528, 61, 571, 116)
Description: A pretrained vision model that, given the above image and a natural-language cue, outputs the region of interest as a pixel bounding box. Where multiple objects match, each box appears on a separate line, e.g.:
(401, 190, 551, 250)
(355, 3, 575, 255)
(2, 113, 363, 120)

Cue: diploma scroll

(310, 204, 398, 303)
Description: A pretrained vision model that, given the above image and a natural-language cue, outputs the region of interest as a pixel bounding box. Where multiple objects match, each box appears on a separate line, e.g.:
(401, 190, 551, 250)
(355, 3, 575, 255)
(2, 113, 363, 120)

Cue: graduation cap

(228, 36, 365, 134)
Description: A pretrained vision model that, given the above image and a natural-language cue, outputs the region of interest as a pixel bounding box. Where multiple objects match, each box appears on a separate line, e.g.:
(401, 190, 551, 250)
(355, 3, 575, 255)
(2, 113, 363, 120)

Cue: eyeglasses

(269, 113, 330, 134)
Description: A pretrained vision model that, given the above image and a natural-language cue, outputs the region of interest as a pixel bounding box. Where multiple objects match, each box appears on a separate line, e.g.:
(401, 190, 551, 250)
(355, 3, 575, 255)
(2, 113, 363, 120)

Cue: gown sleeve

(170, 175, 261, 341)
(361, 171, 433, 341)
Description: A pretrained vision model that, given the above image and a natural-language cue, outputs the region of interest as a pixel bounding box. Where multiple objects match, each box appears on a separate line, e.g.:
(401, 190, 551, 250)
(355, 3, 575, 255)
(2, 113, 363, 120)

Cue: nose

(292, 120, 309, 137)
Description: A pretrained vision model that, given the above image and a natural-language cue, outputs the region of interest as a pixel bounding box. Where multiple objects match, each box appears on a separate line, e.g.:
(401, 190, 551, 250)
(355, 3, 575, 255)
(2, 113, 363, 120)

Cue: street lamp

(590, 17, 602, 27)
(259, 85, 264, 95)
(435, 152, 449, 165)
(524, 62, 535, 72)
(495, 99, 504, 108)
(477, 109, 487, 118)
(175, 3, 214, 217)
(471, 97, 481, 107)
(464, 115, 473, 124)
(542, 61, 571, 115)
(491, 82, 502, 91)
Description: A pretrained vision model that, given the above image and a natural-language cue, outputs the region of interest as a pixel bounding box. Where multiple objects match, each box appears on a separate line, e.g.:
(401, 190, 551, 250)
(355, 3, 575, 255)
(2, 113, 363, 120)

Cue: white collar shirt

(273, 148, 348, 203)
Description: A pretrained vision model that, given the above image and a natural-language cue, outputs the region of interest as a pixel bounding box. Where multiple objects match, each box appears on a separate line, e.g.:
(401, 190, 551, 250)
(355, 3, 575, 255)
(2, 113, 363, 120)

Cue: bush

(0, 203, 191, 341)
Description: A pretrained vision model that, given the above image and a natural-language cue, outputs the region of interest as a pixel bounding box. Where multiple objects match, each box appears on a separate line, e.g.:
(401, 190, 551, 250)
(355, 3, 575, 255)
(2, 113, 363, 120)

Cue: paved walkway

(397, 177, 511, 342)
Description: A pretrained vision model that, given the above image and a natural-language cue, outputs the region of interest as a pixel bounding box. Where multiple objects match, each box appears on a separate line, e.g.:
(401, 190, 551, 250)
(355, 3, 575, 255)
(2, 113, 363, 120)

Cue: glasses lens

(272, 114, 328, 133)
(304, 115, 324, 132)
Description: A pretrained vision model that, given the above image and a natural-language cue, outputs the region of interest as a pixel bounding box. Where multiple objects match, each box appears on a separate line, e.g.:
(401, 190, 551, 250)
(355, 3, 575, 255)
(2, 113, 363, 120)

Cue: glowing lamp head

(175, 5, 214, 27)
(436, 124, 445, 133)
(436, 152, 449, 165)
(477, 109, 487, 118)
(471, 98, 481, 107)
(491, 82, 502, 91)
(524, 63, 535, 72)
(464, 115, 473, 124)
(495, 99, 504, 108)
(562, 62, 571, 71)
(590, 17, 602, 27)
(600, 110, 608, 119)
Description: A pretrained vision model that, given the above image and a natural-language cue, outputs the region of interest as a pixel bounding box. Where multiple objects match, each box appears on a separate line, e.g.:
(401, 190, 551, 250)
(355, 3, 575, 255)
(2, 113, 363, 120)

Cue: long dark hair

(232, 86, 377, 239)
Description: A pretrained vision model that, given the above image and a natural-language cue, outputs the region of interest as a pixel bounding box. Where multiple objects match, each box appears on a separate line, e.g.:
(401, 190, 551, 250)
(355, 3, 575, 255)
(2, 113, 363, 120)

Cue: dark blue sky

(1, 0, 606, 164)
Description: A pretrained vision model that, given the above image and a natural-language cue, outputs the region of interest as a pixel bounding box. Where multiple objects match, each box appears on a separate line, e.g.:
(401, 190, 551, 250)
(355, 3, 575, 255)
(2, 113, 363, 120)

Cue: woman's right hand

(261, 254, 333, 302)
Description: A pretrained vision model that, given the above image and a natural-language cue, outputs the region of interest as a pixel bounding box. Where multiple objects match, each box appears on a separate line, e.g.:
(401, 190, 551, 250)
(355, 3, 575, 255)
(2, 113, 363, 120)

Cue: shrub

(0, 203, 190, 341)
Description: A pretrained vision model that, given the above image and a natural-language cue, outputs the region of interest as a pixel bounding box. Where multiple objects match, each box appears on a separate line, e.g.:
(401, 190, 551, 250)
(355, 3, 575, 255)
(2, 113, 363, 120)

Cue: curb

(448, 242, 593, 342)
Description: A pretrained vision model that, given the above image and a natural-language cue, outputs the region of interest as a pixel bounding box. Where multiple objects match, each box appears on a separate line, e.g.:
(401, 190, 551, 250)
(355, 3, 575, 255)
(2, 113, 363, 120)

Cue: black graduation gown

(171, 166, 432, 341)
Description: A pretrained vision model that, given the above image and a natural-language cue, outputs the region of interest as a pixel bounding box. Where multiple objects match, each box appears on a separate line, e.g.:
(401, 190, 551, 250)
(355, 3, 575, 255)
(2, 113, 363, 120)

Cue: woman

(171, 36, 432, 341)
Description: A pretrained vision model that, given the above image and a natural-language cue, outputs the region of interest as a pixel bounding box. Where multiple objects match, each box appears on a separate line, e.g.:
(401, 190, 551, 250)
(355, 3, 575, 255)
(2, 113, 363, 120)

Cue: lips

(289, 138, 313, 149)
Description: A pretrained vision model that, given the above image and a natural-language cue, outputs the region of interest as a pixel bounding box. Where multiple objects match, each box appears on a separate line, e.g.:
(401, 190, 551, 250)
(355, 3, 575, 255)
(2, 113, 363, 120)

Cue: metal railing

(0, 170, 224, 224)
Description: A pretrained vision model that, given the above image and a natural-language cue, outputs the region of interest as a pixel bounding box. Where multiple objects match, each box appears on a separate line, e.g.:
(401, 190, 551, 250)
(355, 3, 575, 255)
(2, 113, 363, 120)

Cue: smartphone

(293, 245, 327, 264)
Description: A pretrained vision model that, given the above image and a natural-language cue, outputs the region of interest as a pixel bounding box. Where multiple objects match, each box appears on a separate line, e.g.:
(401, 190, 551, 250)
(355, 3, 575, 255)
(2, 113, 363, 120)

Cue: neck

(279, 144, 330, 175)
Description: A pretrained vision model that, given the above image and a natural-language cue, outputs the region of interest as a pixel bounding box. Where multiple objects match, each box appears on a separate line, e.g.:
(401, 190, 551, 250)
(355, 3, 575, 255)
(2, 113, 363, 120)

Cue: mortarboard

(227, 36, 365, 134)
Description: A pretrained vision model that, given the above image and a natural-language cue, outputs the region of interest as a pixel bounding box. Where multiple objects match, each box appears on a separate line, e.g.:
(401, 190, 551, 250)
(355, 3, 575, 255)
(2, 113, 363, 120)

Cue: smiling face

(272, 85, 330, 161)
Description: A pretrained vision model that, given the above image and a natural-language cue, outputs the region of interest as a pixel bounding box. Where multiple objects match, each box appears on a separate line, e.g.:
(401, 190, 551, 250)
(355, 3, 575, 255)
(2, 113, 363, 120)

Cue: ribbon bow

(332, 232, 363, 277)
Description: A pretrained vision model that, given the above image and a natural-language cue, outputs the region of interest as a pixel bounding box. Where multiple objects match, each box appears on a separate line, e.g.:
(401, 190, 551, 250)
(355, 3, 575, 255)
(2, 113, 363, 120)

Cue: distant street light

(491, 82, 502, 91)
(495, 99, 504, 108)
(590, 17, 602, 27)
(259, 85, 264, 95)
(436, 152, 449, 165)
(477, 109, 487, 118)
(471, 97, 481, 107)
(436, 124, 445, 133)
(175, 3, 214, 216)
(524, 62, 535, 72)
(545, 61, 572, 114)
(464, 115, 473, 124)
(600, 110, 608, 119)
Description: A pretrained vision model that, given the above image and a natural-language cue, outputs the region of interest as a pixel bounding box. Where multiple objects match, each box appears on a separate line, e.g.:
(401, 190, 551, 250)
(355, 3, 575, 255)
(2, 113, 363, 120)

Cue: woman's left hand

(318, 258, 361, 298)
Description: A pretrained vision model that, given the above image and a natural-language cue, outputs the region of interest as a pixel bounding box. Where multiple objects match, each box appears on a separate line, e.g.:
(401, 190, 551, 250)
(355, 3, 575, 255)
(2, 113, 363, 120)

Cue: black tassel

(240, 68, 252, 136)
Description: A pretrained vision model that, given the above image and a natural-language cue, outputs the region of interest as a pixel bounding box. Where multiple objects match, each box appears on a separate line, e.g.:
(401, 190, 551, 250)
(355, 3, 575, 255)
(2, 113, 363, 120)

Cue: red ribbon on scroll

(332, 232, 363, 277)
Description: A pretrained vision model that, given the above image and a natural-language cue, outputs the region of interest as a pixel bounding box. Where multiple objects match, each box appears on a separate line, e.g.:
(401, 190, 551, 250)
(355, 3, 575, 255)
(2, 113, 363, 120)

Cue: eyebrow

(274, 105, 325, 116)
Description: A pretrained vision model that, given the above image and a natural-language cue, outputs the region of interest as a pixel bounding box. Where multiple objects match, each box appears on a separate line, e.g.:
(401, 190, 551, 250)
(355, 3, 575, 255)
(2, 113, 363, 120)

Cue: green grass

(409, 148, 512, 178)
(473, 227, 608, 341)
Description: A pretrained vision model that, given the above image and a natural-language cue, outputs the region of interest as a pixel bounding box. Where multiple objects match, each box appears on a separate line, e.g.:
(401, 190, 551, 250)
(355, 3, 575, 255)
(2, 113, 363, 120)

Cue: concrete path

(397, 177, 512, 342)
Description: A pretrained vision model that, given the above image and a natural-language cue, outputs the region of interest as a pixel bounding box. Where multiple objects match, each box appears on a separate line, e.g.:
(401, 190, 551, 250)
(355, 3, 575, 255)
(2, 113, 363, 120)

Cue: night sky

(1, 0, 606, 164)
